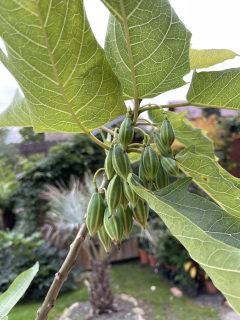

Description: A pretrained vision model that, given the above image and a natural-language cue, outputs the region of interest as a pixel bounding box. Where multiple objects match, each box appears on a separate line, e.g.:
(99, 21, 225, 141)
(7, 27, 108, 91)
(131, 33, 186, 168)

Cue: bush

(13, 134, 105, 234)
(0, 231, 79, 299)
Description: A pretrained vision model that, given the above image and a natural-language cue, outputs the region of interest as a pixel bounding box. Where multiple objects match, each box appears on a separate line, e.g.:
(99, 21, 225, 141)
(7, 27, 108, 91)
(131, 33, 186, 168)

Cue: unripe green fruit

(106, 174, 122, 217)
(143, 146, 159, 180)
(121, 192, 129, 211)
(119, 117, 134, 150)
(116, 205, 133, 239)
(160, 119, 175, 148)
(97, 224, 111, 253)
(104, 208, 123, 248)
(86, 192, 105, 237)
(161, 157, 180, 178)
(154, 133, 173, 157)
(104, 147, 115, 180)
(132, 198, 149, 229)
(112, 144, 131, 181)
(139, 151, 149, 188)
(154, 161, 169, 189)
(123, 178, 139, 208)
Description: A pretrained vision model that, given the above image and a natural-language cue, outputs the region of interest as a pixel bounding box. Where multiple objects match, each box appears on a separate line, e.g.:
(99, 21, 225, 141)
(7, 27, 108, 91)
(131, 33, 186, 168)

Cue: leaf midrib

(119, 0, 138, 101)
(35, 0, 88, 134)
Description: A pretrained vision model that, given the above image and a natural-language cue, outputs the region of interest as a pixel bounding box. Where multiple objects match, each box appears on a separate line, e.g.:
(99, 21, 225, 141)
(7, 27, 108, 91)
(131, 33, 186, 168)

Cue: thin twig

(35, 223, 88, 320)
(139, 102, 190, 114)
(99, 126, 115, 136)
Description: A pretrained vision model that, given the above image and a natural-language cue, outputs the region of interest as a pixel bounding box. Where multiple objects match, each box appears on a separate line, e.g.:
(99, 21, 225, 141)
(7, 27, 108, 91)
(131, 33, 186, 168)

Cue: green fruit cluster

(86, 115, 181, 253)
(86, 116, 152, 252)
(153, 118, 180, 181)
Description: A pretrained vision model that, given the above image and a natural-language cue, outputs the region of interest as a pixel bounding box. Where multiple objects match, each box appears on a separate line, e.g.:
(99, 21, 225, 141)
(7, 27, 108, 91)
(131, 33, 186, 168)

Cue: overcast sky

(0, 0, 240, 117)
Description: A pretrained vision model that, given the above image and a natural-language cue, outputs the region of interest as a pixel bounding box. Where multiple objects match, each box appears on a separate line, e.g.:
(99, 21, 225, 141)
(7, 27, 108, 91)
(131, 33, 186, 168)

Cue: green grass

(9, 262, 220, 320)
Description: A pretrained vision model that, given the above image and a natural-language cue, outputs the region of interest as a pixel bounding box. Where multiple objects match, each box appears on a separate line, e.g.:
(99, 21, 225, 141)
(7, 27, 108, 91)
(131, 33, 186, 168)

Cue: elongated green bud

(139, 151, 152, 190)
(123, 179, 138, 208)
(154, 133, 173, 157)
(112, 143, 131, 181)
(139, 151, 149, 187)
(97, 225, 111, 253)
(121, 192, 129, 211)
(104, 147, 115, 180)
(154, 161, 169, 189)
(86, 192, 105, 237)
(119, 117, 134, 150)
(161, 157, 180, 178)
(161, 119, 175, 148)
(143, 146, 159, 180)
(116, 205, 133, 239)
(104, 208, 123, 248)
(132, 198, 149, 229)
(106, 174, 122, 217)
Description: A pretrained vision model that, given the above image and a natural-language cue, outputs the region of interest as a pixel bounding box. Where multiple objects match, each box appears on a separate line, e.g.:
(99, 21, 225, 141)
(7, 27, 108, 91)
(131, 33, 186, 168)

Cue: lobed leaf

(187, 68, 240, 110)
(148, 110, 215, 159)
(0, 0, 125, 132)
(176, 146, 240, 218)
(0, 262, 39, 316)
(128, 174, 240, 313)
(102, 0, 191, 99)
(190, 46, 239, 70)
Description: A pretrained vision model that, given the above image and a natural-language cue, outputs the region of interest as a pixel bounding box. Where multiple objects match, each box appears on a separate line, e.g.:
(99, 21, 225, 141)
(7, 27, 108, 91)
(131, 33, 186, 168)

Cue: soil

(57, 292, 240, 320)
(58, 295, 154, 320)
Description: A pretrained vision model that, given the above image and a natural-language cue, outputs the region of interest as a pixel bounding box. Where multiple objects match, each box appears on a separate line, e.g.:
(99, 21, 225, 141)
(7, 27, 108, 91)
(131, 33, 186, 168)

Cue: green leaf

(187, 68, 240, 110)
(0, 0, 125, 132)
(0, 262, 39, 316)
(102, 0, 191, 99)
(0, 90, 31, 127)
(190, 46, 239, 70)
(148, 110, 215, 159)
(128, 174, 240, 313)
(176, 146, 240, 217)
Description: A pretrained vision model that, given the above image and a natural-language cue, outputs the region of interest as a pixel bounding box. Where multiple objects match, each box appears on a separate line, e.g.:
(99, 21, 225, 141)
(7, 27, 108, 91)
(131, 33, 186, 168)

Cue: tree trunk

(89, 260, 114, 313)
(1, 208, 16, 230)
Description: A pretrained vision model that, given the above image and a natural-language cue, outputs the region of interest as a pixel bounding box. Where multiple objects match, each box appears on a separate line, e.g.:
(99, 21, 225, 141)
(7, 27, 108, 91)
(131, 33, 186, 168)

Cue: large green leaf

(128, 174, 240, 313)
(148, 110, 215, 159)
(0, 0, 125, 132)
(102, 0, 191, 99)
(0, 262, 39, 316)
(176, 146, 240, 217)
(187, 68, 240, 110)
(190, 46, 239, 70)
(0, 90, 31, 127)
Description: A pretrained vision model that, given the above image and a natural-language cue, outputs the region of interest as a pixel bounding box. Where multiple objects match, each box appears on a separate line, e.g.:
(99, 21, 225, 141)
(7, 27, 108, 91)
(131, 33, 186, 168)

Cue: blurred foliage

(13, 134, 105, 234)
(0, 157, 16, 183)
(0, 180, 18, 211)
(0, 230, 78, 298)
(15, 153, 46, 174)
(19, 127, 44, 142)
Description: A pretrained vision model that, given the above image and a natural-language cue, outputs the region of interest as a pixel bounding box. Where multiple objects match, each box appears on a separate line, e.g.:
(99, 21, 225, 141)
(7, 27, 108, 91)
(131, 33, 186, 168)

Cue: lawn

(9, 262, 220, 320)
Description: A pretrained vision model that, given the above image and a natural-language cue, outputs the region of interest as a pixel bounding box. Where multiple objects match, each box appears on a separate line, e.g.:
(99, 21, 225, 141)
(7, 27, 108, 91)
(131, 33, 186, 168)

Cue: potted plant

(204, 274, 219, 295)
(138, 238, 150, 266)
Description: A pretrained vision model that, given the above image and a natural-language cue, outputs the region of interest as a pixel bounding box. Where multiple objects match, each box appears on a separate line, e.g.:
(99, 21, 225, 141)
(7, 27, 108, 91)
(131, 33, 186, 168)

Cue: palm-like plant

(40, 173, 100, 246)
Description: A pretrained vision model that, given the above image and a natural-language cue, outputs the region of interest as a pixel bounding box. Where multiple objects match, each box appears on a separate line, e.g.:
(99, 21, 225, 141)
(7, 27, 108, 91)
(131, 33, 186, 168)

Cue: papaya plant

(1, 0, 240, 318)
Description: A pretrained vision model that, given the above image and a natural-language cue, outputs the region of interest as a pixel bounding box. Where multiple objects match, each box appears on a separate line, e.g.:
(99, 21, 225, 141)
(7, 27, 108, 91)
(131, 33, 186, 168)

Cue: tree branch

(35, 174, 109, 320)
(139, 102, 190, 114)
(35, 223, 88, 320)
